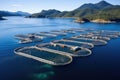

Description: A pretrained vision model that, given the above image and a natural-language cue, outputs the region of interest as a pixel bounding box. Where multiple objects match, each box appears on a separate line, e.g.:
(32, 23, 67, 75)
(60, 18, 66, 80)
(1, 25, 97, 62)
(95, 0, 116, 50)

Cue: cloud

(11, 4, 23, 7)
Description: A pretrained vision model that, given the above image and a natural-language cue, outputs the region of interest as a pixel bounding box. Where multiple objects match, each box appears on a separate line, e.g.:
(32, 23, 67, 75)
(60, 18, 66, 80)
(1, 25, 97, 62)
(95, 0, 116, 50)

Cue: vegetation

(0, 11, 30, 16)
(27, 1, 120, 22)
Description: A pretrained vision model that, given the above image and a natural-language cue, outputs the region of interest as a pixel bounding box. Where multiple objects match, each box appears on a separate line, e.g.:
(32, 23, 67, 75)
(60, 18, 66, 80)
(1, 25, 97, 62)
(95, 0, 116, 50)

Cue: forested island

(27, 1, 120, 23)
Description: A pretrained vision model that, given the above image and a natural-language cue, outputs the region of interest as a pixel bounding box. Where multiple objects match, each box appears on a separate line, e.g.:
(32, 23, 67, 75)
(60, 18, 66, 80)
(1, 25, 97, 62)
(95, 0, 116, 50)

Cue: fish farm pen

(36, 43, 92, 57)
(14, 29, 120, 66)
(60, 30, 76, 34)
(15, 34, 43, 43)
(52, 40, 94, 49)
(14, 46, 72, 66)
(76, 34, 111, 41)
(89, 30, 120, 39)
(63, 37, 107, 46)
(49, 32, 67, 36)
(30, 33, 57, 38)
(91, 30, 120, 36)
(89, 33, 119, 39)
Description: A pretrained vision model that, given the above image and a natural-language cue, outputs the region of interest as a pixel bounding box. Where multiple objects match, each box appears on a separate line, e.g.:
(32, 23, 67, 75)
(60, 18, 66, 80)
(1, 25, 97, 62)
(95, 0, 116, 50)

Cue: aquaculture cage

(60, 29, 76, 34)
(39, 32, 57, 37)
(29, 33, 56, 38)
(52, 40, 94, 49)
(14, 46, 72, 66)
(74, 34, 111, 41)
(36, 43, 92, 57)
(48, 31, 67, 36)
(89, 30, 120, 38)
(63, 37, 107, 46)
(15, 34, 43, 44)
(68, 28, 94, 32)
(92, 30, 120, 36)
(15, 34, 30, 40)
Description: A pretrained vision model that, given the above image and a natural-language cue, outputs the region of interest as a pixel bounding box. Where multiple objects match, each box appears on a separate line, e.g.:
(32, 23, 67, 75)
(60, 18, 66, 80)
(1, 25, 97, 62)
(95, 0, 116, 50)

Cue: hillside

(27, 1, 120, 23)
(0, 11, 30, 16)
(27, 9, 61, 18)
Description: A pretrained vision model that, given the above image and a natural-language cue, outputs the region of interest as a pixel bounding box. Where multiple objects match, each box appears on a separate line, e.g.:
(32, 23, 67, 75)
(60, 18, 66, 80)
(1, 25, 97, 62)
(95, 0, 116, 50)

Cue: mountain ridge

(27, 1, 120, 23)
(0, 11, 31, 16)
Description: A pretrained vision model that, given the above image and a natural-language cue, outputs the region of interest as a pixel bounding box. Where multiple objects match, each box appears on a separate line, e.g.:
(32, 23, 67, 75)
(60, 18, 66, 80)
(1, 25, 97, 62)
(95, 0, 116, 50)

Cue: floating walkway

(36, 43, 92, 57)
(28, 33, 56, 38)
(74, 34, 110, 41)
(89, 33, 119, 39)
(49, 31, 67, 36)
(52, 39, 94, 49)
(92, 30, 120, 36)
(39, 32, 57, 37)
(69, 28, 94, 32)
(63, 37, 107, 46)
(89, 30, 120, 38)
(14, 46, 72, 66)
(61, 30, 76, 34)
(15, 34, 43, 44)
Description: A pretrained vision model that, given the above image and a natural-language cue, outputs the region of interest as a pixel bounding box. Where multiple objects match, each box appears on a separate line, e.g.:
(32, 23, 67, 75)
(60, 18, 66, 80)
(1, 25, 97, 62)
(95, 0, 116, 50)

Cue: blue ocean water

(0, 17, 120, 80)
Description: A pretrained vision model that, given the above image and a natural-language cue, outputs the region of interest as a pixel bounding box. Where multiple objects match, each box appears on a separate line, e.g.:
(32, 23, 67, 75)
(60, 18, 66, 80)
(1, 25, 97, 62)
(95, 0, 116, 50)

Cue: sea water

(0, 17, 120, 80)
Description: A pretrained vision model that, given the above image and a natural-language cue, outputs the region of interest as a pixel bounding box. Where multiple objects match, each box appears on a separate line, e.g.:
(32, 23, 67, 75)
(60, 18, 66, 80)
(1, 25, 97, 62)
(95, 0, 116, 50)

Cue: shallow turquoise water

(0, 17, 120, 80)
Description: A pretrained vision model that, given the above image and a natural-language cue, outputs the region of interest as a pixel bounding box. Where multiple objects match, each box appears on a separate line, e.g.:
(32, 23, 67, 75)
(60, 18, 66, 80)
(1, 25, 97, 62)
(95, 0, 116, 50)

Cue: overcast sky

(0, 0, 120, 13)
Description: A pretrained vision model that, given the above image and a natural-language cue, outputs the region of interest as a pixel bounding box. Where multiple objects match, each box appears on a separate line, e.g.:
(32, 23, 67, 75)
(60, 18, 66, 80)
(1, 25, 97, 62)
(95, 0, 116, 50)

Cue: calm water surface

(0, 17, 120, 80)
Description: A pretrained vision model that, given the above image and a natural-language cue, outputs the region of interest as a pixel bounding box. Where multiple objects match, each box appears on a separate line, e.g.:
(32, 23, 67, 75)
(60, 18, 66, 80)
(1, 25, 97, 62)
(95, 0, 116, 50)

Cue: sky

(0, 0, 120, 13)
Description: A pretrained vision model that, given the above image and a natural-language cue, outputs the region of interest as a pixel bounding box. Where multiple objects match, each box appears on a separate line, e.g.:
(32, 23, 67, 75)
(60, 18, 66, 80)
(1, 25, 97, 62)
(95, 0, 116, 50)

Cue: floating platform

(14, 46, 72, 66)
(49, 31, 67, 36)
(92, 30, 120, 36)
(89, 30, 120, 38)
(74, 34, 110, 41)
(69, 28, 94, 32)
(52, 39, 94, 49)
(31, 33, 57, 38)
(36, 43, 92, 57)
(63, 37, 107, 46)
(60, 30, 76, 34)
(15, 34, 43, 44)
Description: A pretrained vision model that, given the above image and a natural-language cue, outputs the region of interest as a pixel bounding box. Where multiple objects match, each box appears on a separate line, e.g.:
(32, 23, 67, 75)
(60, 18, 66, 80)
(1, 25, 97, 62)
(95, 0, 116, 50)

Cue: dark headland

(0, 16, 6, 20)
(27, 1, 120, 23)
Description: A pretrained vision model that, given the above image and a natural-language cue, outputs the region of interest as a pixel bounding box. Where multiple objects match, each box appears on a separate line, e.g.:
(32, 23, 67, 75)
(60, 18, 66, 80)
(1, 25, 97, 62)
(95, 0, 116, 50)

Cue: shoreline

(74, 18, 119, 24)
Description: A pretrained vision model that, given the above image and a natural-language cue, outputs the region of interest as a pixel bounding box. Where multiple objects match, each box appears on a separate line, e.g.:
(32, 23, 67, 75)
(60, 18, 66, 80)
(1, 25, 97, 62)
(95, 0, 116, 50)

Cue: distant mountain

(27, 1, 120, 23)
(95, 1, 113, 9)
(14, 11, 31, 16)
(28, 9, 61, 18)
(0, 11, 31, 16)
(76, 1, 113, 10)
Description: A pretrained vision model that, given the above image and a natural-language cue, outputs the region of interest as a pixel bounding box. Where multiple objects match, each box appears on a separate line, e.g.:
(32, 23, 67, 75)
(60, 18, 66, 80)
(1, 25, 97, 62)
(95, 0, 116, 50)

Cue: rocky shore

(91, 19, 116, 23)
(75, 18, 119, 24)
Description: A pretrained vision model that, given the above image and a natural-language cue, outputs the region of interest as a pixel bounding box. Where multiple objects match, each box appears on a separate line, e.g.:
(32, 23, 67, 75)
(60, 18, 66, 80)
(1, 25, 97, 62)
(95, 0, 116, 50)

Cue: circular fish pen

(14, 46, 72, 66)
(39, 32, 57, 37)
(15, 34, 43, 44)
(29, 33, 56, 38)
(63, 37, 107, 46)
(60, 29, 76, 34)
(49, 31, 67, 36)
(74, 34, 110, 41)
(92, 30, 120, 36)
(52, 40, 94, 49)
(36, 43, 92, 57)
(89, 30, 120, 39)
